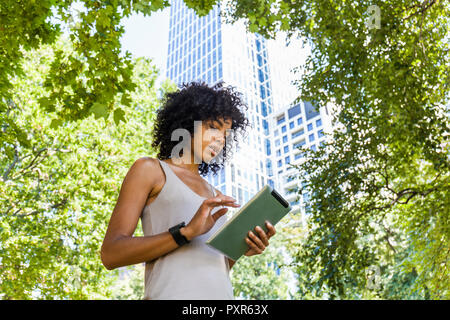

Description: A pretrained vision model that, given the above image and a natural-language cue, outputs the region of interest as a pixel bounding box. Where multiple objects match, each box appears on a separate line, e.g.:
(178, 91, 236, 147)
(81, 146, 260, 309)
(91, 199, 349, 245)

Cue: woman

(101, 81, 277, 299)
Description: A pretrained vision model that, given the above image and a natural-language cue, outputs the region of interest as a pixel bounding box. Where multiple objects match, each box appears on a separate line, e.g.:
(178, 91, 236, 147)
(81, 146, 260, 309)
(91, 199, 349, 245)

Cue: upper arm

(102, 157, 159, 245)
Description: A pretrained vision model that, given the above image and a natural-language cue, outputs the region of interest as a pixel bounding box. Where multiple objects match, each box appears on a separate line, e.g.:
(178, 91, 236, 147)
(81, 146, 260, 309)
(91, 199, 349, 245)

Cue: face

(193, 117, 233, 163)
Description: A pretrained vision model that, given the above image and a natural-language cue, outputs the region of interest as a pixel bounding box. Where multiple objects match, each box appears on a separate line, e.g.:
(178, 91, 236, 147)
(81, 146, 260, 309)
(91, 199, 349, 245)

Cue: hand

(183, 195, 241, 240)
(244, 221, 276, 257)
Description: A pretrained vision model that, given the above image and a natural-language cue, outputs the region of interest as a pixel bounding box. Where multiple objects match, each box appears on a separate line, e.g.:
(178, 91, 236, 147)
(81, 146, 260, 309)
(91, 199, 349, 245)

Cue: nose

(210, 130, 224, 143)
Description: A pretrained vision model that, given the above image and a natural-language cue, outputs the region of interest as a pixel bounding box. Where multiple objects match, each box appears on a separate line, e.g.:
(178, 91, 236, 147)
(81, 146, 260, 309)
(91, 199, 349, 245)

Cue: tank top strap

(158, 158, 216, 198)
(157, 159, 177, 185)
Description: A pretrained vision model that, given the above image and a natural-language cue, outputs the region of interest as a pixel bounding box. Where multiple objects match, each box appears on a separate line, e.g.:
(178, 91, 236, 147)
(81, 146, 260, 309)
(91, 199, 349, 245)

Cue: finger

(209, 199, 240, 208)
(265, 221, 276, 237)
(205, 196, 238, 206)
(215, 195, 237, 203)
(254, 226, 269, 246)
(248, 231, 265, 251)
(211, 207, 228, 222)
(245, 237, 262, 254)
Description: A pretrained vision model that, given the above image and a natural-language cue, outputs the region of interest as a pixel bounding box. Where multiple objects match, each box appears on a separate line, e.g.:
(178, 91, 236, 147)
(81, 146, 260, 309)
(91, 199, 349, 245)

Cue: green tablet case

(206, 184, 292, 261)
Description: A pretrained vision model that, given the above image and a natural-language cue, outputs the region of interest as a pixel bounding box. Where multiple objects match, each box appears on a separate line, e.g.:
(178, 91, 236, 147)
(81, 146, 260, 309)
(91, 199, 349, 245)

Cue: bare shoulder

(136, 156, 165, 197)
(138, 156, 160, 169)
(131, 157, 157, 176)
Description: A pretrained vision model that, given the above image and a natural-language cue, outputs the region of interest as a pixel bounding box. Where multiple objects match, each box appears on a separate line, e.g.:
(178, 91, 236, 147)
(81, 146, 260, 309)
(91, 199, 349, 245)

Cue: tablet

(206, 184, 292, 261)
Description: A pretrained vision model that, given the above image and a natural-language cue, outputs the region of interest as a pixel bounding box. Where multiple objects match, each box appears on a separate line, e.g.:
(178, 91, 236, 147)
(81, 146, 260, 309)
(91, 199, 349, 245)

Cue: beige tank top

(140, 158, 234, 300)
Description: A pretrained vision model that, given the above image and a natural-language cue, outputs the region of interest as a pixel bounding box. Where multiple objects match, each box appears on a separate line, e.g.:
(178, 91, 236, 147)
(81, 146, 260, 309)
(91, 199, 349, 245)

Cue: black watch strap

(169, 221, 190, 246)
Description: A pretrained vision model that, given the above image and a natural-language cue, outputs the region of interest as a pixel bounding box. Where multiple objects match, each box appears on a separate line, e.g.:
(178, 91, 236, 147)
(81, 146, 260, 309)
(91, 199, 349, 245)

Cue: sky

(120, 8, 171, 87)
(118, 5, 310, 106)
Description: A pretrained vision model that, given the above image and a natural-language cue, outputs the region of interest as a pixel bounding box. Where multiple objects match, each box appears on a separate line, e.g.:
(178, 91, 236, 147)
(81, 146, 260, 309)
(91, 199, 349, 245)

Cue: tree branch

(2, 145, 19, 181)
(403, 0, 437, 21)
(16, 198, 68, 217)
(12, 147, 48, 180)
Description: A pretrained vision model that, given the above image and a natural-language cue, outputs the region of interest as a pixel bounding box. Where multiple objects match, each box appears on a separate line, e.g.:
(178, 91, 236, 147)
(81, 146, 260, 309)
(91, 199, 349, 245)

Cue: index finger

(205, 195, 238, 206)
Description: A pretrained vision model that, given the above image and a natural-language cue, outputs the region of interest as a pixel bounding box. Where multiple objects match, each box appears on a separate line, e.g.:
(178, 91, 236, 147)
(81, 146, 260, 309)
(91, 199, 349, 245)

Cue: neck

(167, 154, 201, 175)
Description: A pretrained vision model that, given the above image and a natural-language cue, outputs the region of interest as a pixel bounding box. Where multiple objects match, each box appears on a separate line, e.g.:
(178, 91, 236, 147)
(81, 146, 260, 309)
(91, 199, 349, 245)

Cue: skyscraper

(271, 101, 333, 225)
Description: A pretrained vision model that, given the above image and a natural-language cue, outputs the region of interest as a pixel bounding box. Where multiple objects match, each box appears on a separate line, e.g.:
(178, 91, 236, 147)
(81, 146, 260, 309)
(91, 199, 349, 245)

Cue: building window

(289, 121, 294, 129)
(275, 139, 280, 146)
(304, 101, 320, 120)
(293, 140, 306, 149)
(316, 118, 322, 127)
(265, 138, 271, 156)
(292, 129, 304, 139)
(261, 101, 268, 117)
(308, 133, 315, 142)
(274, 129, 279, 137)
(282, 135, 288, 143)
(307, 123, 313, 131)
(318, 129, 324, 138)
(285, 156, 290, 164)
(256, 173, 259, 190)
(277, 115, 285, 125)
(288, 104, 301, 118)
(281, 125, 286, 133)
(276, 149, 281, 156)
(311, 144, 316, 151)
(278, 160, 282, 167)
(297, 117, 303, 125)
(263, 119, 269, 136)
(284, 145, 289, 153)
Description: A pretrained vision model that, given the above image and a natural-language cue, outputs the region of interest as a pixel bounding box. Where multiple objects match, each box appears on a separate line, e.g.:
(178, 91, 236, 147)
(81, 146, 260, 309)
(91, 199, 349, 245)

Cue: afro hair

(151, 80, 251, 176)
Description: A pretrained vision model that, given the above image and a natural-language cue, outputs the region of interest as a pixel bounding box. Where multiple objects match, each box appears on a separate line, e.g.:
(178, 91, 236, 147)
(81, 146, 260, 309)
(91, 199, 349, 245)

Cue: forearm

(228, 258, 236, 270)
(101, 227, 191, 270)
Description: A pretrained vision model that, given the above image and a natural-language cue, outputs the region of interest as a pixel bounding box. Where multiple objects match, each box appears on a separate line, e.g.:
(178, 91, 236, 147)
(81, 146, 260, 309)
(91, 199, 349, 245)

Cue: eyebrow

(214, 119, 232, 128)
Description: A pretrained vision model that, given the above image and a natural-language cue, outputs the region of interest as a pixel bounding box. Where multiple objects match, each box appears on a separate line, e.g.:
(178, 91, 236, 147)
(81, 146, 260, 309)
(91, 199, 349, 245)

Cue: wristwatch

(169, 221, 190, 246)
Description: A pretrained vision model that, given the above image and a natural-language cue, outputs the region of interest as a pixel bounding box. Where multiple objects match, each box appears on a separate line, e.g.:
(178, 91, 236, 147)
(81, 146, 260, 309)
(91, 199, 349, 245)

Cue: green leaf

(249, 23, 259, 33)
(50, 118, 63, 129)
(89, 103, 108, 119)
(113, 108, 125, 125)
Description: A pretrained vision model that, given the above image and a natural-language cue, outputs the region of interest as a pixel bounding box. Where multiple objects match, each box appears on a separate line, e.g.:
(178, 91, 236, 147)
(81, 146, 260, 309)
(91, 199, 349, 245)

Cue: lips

(209, 145, 219, 156)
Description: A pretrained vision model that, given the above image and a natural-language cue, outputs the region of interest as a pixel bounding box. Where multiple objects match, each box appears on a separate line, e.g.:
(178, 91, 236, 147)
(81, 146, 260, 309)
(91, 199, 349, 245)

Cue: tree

(0, 38, 173, 299)
(221, 0, 449, 299)
(3, 0, 448, 299)
(0, 0, 225, 127)
(109, 263, 146, 300)
(230, 223, 296, 299)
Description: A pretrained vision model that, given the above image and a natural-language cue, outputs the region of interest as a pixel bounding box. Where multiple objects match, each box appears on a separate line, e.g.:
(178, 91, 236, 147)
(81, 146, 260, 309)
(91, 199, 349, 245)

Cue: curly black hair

(151, 80, 251, 176)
